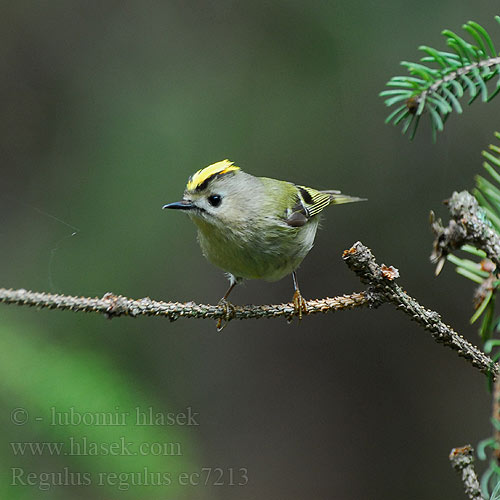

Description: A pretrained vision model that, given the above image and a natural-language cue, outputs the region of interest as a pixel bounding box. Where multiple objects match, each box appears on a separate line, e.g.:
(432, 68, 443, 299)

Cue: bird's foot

(292, 289, 308, 320)
(216, 298, 236, 332)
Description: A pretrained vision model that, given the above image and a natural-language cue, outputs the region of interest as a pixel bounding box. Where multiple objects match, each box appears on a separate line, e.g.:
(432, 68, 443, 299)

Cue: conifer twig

(0, 288, 369, 321)
(343, 241, 498, 377)
(0, 241, 497, 377)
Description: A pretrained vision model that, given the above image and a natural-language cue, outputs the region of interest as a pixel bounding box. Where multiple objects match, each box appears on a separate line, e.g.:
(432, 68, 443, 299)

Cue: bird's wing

(285, 185, 364, 227)
(296, 186, 333, 217)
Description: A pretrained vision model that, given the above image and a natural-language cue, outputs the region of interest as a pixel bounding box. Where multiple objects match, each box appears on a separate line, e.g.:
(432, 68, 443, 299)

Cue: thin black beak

(162, 200, 194, 210)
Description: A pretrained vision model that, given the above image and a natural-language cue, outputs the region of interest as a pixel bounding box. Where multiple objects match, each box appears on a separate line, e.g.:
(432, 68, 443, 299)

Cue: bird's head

(163, 160, 259, 227)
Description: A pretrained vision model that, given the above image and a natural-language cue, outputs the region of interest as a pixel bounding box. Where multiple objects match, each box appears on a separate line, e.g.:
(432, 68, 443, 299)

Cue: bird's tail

(322, 190, 367, 205)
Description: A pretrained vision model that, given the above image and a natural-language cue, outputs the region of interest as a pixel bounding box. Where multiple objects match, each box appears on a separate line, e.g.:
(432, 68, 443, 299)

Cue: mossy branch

(431, 190, 500, 270)
(449, 445, 485, 500)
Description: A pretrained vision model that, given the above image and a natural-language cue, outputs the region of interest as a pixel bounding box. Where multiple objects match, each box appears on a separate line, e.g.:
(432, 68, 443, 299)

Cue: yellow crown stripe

(186, 159, 240, 191)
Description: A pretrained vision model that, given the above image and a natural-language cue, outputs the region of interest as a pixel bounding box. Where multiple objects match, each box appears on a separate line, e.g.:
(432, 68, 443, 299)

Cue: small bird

(163, 159, 364, 329)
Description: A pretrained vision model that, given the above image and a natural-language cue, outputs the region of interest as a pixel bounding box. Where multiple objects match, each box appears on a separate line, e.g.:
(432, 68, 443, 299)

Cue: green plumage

(164, 164, 364, 285)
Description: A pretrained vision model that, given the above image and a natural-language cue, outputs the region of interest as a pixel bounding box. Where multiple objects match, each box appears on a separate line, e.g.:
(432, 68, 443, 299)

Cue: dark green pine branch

(381, 17, 500, 140)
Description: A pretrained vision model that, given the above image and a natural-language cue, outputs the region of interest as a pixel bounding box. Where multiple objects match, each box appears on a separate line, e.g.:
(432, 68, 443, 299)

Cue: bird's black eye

(208, 194, 222, 207)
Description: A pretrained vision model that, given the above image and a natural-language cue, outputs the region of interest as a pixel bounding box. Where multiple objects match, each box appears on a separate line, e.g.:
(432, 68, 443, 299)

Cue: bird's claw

(292, 289, 308, 320)
(216, 298, 236, 332)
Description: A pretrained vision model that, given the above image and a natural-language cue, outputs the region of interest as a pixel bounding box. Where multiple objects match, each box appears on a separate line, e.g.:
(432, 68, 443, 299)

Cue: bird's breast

(192, 215, 320, 281)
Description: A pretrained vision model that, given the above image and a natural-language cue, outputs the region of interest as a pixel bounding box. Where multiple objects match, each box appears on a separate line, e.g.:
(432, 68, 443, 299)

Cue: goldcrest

(163, 160, 363, 329)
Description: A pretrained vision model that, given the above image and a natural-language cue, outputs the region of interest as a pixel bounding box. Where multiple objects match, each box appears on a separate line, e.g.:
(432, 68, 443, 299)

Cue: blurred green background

(1, 1, 500, 498)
